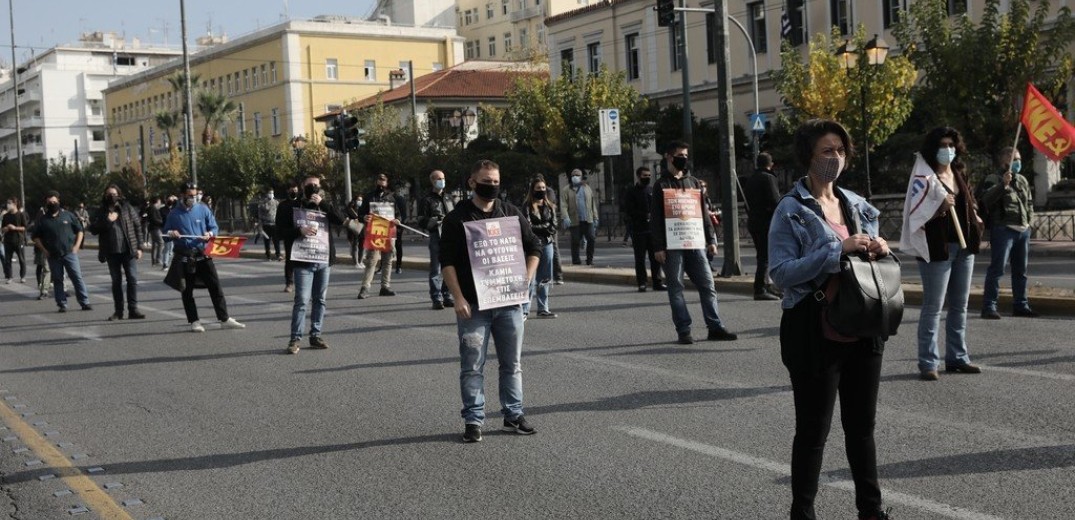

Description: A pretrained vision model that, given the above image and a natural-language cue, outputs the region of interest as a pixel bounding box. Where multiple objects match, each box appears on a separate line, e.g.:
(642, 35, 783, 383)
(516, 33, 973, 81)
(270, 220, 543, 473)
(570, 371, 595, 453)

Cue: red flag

(361, 215, 396, 252)
(1020, 83, 1075, 161)
(205, 236, 246, 258)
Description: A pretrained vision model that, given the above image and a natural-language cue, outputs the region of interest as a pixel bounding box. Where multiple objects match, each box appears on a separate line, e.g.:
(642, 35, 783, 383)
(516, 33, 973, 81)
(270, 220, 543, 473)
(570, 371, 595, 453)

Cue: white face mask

(571, 175, 581, 185)
(267, 193, 274, 200)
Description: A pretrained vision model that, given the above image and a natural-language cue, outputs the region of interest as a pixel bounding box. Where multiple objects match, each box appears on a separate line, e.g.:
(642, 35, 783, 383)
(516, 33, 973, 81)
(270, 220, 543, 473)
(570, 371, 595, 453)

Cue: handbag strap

(870, 258, 890, 335)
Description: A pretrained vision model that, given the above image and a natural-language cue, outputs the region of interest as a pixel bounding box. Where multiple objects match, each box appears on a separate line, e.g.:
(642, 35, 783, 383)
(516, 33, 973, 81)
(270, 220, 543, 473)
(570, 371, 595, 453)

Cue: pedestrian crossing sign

(750, 113, 767, 133)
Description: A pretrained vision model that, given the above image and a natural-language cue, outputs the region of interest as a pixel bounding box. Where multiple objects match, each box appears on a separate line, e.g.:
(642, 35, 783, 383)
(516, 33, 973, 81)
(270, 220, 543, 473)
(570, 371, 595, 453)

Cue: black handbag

(825, 253, 904, 338)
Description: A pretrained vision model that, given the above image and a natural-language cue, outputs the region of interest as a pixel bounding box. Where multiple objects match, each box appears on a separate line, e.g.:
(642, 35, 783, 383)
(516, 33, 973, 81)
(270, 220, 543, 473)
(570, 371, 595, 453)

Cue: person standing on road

(277, 175, 352, 354)
(622, 167, 665, 292)
(163, 182, 245, 333)
(768, 119, 892, 520)
(357, 173, 402, 299)
(146, 196, 165, 267)
(393, 183, 408, 274)
(978, 146, 1038, 319)
(440, 160, 541, 443)
(560, 169, 598, 266)
(744, 152, 783, 301)
(160, 195, 177, 270)
(89, 185, 145, 321)
(2, 198, 29, 283)
(74, 202, 90, 230)
(901, 127, 983, 381)
(521, 175, 558, 319)
(255, 187, 282, 261)
(31, 191, 92, 313)
(346, 193, 364, 266)
(650, 140, 737, 345)
(279, 184, 301, 293)
(418, 169, 455, 310)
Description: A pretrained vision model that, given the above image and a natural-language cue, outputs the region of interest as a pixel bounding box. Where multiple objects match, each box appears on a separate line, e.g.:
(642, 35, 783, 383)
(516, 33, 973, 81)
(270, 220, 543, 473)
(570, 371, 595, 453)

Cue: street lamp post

(836, 34, 889, 200)
(290, 135, 307, 178)
(448, 108, 476, 178)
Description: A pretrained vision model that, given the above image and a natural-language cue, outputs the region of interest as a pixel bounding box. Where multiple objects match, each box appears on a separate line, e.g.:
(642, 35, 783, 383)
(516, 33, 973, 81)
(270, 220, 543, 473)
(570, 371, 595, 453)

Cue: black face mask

(304, 185, 319, 198)
(473, 182, 500, 201)
(533, 190, 546, 200)
(639, 177, 651, 187)
(46, 202, 59, 213)
(671, 156, 689, 172)
(105, 194, 120, 206)
(288, 192, 299, 200)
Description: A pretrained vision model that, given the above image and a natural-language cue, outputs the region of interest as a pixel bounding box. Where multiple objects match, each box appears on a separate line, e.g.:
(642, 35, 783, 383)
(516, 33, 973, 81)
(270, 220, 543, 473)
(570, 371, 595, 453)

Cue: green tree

(776, 26, 916, 158)
(197, 136, 292, 203)
(154, 111, 181, 157)
(892, 0, 1075, 152)
(196, 91, 239, 146)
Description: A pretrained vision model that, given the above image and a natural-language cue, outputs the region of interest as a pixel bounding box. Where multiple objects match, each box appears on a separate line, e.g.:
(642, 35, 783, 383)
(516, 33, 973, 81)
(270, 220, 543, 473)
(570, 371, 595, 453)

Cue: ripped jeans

(457, 304, 525, 425)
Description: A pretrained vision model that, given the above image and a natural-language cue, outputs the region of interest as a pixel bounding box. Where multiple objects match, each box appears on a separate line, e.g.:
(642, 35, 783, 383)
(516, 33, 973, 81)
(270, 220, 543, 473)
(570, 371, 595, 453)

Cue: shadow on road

(0, 349, 279, 374)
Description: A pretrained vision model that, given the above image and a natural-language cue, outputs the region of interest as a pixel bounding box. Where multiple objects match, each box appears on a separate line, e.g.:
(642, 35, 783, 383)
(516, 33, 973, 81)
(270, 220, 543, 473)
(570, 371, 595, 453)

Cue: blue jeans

(47, 252, 89, 308)
(290, 262, 330, 340)
(982, 226, 1031, 311)
(523, 242, 554, 314)
(916, 243, 974, 371)
(105, 253, 139, 313)
(427, 230, 452, 303)
(663, 249, 725, 334)
(161, 240, 174, 267)
(458, 305, 525, 425)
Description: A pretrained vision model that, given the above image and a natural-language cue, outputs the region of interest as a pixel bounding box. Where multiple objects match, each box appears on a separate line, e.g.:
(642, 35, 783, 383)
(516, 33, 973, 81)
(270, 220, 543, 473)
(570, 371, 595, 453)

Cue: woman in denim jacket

(768, 120, 892, 520)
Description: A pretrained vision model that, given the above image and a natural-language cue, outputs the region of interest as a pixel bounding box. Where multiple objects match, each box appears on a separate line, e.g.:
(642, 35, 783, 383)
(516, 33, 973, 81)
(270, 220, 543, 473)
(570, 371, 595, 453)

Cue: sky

(1, 0, 378, 66)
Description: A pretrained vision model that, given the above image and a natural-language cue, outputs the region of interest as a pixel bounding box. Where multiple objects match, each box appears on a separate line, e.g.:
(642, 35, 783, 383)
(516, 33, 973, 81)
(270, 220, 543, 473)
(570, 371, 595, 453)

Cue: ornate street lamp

(837, 34, 888, 199)
(290, 135, 307, 177)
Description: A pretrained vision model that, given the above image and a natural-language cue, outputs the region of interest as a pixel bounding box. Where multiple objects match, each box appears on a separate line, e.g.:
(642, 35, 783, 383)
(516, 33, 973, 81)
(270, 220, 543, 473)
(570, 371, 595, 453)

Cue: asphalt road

(1, 254, 1073, 519)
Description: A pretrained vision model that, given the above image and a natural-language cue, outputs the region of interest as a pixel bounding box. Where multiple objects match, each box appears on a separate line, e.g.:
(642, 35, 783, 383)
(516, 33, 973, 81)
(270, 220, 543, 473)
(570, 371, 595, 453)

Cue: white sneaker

(220, 317, 246, 329)
(191, 321, 206, 333)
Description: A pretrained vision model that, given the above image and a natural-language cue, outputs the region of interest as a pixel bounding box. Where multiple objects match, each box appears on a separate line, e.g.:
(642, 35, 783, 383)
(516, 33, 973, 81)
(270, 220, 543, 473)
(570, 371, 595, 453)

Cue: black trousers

(551, 238, 563, 280)
(105, 253, 139, 314)
(749, 223, 771, 294)
(395, 228, 404, 267)
(262, 224, 280, 257)
(781, 297, 883, 520)
(181, 257, 229, 323)
(569, 222, 596, 264)
(631, 231, 661, 287)
(2, 243, 25, 279)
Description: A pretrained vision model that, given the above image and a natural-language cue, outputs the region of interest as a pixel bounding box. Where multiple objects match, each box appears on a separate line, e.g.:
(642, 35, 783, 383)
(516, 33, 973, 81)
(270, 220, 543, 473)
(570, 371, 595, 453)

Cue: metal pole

(678, 0, 692, 150)
(343, 148, 352, 200)
(862, 84, 871, 200)
(179, 0, 197, 185)
(713, 0, 742, 276)
(139, 124, 148, 198)
(408, 60, 417, 130)
(9, 0, 25, 208)
(725, 15, 760, 164)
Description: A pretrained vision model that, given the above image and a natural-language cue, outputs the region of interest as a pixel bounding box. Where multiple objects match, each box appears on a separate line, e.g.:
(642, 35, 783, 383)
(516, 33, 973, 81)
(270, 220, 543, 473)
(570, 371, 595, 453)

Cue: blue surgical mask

(1010, 160, 1022, 174)
(936, 147, 956, 166)
(433, 179, 446, 190)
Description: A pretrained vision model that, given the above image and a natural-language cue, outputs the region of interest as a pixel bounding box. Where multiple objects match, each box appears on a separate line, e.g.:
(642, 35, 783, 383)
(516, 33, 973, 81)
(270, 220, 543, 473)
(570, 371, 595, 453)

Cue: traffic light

(324, 115, 343, 152)
(656, 0, 676, 27)
(340, 114, 360, 151)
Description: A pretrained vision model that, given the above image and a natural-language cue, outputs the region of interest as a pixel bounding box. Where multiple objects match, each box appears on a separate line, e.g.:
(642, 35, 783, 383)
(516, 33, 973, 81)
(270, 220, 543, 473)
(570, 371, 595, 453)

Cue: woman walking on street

(769, 119, 891, 520)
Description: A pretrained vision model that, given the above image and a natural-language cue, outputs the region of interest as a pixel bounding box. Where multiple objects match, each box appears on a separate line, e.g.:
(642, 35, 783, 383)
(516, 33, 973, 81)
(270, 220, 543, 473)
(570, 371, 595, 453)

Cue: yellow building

(454, 0, 594, 60)
(103, 17, 463, 172)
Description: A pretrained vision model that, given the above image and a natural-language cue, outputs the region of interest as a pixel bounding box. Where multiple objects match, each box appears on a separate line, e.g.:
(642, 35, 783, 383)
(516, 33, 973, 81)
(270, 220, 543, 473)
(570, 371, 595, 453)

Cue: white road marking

(615, 426, 1007, 520)
(978, 364, 1075, 382)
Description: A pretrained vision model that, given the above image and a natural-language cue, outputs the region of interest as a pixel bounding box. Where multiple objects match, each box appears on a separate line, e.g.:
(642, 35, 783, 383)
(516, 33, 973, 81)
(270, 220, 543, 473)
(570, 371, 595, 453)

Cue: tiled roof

(346, 61, 548, 112)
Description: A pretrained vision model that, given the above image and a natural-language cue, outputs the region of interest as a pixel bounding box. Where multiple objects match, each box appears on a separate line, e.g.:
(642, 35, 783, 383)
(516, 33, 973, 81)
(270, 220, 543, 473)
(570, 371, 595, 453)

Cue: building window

(504, 32, 513, 52)
(465, 41, 473, 60)
(271, 62, 277, 83)
(238, 103, 246, 134)
(537, 26, 546, 48)
(92, 130, 104, 141)
(749, 2, 767, 53)
(625, 33, 639, 80)
(227, 75, 233, 95)
(787, 0, 806, 46)
(253, 112, 262, 137)
(398, 61, 410, 81)
(326, 58, 338, 80)
(252, 67, 259, 88)
(243, 69, 250, 90)
(587, 42, 601, 74)
(560, 48, 575, 78)
(502, 0, 509, 15)
(271, 108, 280, 136)
(519, 28, 529, 49)
(947, 0, 967, 15)
(883, 0, 903, 28)
(487, 2, 494, 19)
(464, 9, 473, 24)
(432, 62, 444, 72)
(670, 21, 683, 71)
(113, 145, 119, 165)
(489, 36, 497, 57)
(831, 0, 851, 36)
(364, 60, 376, 81)
(261, 64, 268, 85)
(116, 56, 135, 66)
(125, 143, 131, 163)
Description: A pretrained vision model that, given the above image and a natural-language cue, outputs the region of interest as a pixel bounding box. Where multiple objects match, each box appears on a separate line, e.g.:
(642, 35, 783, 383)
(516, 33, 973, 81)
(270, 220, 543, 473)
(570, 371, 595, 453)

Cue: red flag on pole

(205, 236, 246, 258)
(362, 215, 396, 252)
(1020, 83, 1075, 162)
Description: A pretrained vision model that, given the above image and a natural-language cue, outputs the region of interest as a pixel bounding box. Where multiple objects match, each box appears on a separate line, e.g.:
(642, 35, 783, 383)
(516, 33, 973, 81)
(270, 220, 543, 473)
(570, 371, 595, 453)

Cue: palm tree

(154, 111, 179, 153)
(196, 91, 238, 146)
(166, 72, 202, 95)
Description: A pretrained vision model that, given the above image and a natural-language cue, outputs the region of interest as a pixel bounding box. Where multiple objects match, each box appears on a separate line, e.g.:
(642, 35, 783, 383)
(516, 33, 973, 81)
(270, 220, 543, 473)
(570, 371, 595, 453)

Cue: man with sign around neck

(651, 140, 738, 345)
(439, 160, 542, 443)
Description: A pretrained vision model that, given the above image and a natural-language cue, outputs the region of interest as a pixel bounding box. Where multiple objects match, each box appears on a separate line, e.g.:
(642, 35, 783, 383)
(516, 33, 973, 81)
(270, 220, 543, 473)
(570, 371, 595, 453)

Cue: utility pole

(678, 0, 692, 151)
(712, 0, 742, 276)
(179, 0, 197, 185)
(9, 0, 25, 208)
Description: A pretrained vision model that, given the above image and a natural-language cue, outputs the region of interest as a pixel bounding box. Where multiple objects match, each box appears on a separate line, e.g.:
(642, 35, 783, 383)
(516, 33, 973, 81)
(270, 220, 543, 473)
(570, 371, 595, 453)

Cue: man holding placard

(357, 173, 402, 299)
(440, 160, 542, 444)
(650, 141, 738, 345)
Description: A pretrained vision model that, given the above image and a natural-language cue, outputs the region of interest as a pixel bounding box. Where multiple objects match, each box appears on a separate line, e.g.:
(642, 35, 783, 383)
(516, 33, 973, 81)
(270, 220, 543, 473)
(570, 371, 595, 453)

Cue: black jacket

(525, 202, 558, 244)
(359, 188, 402, 221)
(743, 169, 781, 228)
(417, 190, 455, 234)
(276, 193, 348, 266)
(622, 183, 654, 232)
(89, 200, 143, 258)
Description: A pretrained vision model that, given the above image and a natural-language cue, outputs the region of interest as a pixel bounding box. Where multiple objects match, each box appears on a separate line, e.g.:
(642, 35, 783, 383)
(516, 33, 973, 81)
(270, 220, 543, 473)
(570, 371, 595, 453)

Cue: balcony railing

(509, 6, 542, 22)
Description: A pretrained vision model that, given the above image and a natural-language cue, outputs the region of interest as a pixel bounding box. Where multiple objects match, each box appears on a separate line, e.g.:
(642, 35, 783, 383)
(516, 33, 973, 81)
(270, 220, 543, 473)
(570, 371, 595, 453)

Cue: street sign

(750, 113, 767, 133)
(599, 108, 621, 156)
